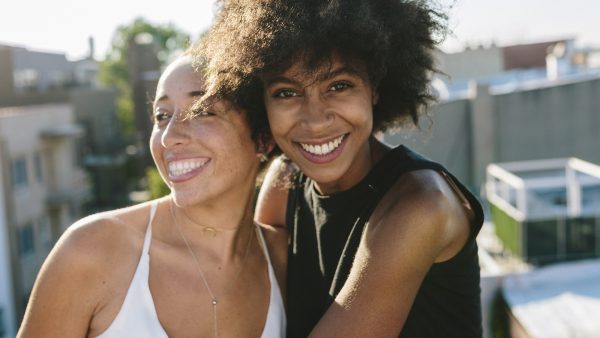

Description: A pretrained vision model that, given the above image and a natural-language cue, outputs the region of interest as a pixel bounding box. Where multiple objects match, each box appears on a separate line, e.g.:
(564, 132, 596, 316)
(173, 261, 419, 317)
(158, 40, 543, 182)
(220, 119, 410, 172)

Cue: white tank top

(95, 202, 286, 338)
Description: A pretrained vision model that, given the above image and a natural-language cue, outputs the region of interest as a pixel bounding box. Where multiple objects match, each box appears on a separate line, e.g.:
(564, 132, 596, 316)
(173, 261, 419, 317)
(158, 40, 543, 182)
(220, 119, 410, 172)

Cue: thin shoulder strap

(142, 201, 158, 255)
(255, 226, 274, 266)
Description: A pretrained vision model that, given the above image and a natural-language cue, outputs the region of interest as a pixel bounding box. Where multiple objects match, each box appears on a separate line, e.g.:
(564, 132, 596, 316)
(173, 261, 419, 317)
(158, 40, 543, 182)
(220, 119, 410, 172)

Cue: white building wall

(0, 103, 86, 326)
(436, 46, 504, 83)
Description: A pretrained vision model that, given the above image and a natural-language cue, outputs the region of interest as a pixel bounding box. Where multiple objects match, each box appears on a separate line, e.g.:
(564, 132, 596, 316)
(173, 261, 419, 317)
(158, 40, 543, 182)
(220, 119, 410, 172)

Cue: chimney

(88, 37, 95, 60)
(546, 40, 574, 80)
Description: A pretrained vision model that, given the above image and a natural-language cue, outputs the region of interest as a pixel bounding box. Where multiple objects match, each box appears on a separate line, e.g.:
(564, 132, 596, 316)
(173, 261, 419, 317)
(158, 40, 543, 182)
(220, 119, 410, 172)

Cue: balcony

(46, 169, 91, 206)
(486, 158, 600, 265)
(40, 123, 83, 139)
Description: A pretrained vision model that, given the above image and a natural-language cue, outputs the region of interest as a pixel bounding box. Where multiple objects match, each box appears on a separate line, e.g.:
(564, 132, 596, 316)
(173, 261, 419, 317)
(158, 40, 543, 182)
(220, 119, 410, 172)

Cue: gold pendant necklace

(170, 200, 253, 338)
(177, 207, 238, 237)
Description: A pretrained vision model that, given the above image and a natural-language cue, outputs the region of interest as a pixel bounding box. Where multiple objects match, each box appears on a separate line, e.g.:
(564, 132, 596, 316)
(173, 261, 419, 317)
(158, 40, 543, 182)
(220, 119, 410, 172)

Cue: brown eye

(154, 109, 172, 123)
(191, 108, 215, 118)
(273, 89, 298, 98)
(328, 81, 352, 91)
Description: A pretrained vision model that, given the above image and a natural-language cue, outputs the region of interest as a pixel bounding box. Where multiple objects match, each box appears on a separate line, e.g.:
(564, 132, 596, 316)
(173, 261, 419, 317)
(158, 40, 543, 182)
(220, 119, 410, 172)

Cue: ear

(372, 87, 380, 105)
(256, 139, 276, 157)
(265, 140, 276, 155)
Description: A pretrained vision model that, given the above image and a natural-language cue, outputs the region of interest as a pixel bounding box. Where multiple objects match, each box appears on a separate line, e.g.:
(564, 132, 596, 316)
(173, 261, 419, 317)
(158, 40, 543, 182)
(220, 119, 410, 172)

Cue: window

(48, 70, 69, 89)
(534, 187, 567, 207)
(526, 220, 558, 264)
(13, 68, 39, 92)
(18, 224, 35, 256)
(566, 218, 596, 259)
(0, 306, 5, 337)
(68, 203, 79, 220)
(34, 153, 43, 182)
(38, 216, 52, 249)
(11, 158, 28, 188)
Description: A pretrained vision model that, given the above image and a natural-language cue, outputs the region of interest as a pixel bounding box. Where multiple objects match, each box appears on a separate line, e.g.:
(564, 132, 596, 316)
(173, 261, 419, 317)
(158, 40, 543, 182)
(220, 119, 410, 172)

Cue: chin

(170, 191, 202, 207)
(305, 169, 343, 186)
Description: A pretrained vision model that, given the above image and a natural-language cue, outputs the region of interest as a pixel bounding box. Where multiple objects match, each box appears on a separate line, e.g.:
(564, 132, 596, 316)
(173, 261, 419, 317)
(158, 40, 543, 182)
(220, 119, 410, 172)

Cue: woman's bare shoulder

(57, 199, 160, 269)
(256, 156, 298, 227)
(370, 169, 472, 262)
(17, 200, 162, 338)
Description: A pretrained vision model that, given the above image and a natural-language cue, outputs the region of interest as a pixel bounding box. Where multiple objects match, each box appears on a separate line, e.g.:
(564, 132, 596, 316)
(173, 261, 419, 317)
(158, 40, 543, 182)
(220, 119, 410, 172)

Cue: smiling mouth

(168, 158, 210, 177)
(298, 134, 346, 156)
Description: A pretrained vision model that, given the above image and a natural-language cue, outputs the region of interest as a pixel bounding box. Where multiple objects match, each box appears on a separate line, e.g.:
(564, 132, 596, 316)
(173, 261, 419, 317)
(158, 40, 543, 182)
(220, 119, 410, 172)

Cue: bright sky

(442, 0, 600, 52)
(1, 0, 599, 60)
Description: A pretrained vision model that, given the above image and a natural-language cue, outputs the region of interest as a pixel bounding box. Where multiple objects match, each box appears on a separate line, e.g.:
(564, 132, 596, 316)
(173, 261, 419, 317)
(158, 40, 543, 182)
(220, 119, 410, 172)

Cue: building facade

(0, 43, 127, 210)
(0, 103, 90, 332)
(0, 42, 124, 333)
(385, 39, 600, 192)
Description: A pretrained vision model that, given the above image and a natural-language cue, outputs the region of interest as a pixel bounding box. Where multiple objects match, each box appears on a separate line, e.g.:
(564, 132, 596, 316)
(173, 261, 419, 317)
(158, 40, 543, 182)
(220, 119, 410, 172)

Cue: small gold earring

(259, 153, 268, 163)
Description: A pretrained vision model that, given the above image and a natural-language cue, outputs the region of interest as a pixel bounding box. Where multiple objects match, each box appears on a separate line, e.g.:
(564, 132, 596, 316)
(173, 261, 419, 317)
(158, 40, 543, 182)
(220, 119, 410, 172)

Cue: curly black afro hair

(194, 0, 447, 140)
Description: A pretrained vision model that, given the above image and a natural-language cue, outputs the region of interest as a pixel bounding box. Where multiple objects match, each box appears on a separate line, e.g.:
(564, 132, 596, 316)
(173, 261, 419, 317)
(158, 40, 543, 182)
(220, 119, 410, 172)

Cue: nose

(300, 90, 334, 132)
(161, 111, 190, 148)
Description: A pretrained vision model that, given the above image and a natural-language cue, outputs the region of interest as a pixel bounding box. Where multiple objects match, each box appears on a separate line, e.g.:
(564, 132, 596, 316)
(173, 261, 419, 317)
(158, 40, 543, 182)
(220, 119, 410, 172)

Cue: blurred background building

(486, 158, 600, 266)
(0, 17, 185, 334)
(381, 38, 600, 338)
(386, 38, 600, 192)
(0, 41, 128, 334)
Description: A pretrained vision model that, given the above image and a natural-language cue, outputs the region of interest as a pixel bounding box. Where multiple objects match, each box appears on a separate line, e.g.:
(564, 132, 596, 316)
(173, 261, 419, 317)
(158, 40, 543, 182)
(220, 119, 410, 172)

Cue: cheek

(267, 110, 291, 137)
(350, 99, 374, 127)
(149, 129, 163, 159)
(218, 141, 259, 180)
(204, 124, 257, 164)
(265, 99, 296, 130)
(149, 130, 171, 183)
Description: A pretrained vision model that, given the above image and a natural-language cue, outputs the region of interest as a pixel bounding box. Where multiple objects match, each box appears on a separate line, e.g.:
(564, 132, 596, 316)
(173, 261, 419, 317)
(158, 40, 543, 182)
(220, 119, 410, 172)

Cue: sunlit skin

(256, 56, 474, 337)
(17, 56, 281, 338)
(150, 56, 260, 221)
(264, 58, 384, 195)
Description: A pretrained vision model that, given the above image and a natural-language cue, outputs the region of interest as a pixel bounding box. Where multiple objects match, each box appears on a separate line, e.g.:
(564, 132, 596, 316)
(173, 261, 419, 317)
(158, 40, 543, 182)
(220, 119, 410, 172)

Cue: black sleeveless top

(285, 145, 483, 338)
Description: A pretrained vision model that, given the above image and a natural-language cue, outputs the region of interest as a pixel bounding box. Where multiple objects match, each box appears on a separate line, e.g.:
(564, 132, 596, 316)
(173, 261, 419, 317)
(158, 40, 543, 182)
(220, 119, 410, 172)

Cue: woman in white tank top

(17, 52, 286, 338)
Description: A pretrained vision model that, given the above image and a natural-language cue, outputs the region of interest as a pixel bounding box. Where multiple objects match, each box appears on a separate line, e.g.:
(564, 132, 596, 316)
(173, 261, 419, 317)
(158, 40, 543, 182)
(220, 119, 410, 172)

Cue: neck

(169, 193, 257, 262)
(315, 136, 389, 194)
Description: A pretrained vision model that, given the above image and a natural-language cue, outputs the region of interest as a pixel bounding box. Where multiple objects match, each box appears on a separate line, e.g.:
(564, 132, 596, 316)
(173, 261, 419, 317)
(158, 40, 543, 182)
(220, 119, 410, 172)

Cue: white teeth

(168, 158, 208, 177)
(299, 135, 345, 156)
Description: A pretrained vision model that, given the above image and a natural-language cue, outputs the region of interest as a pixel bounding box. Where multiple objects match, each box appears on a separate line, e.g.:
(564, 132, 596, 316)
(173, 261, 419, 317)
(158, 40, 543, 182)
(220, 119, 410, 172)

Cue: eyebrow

(265, 66, 364, 87)
(317, 66, 364, 82)
(264, 75, 303, 88)
(154, 90, 206, 104)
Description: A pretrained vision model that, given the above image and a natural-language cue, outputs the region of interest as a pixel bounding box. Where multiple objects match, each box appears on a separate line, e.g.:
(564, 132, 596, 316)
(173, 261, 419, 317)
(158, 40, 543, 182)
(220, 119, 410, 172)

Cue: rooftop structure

(486, 158, 600, 265)
(435, 38, 600, 101)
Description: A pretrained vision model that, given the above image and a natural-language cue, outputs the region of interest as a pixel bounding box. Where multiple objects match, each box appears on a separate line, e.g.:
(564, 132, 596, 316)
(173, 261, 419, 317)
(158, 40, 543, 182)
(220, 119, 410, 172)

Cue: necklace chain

(178, 207, 239, 236)
(170, 200, 254, 338)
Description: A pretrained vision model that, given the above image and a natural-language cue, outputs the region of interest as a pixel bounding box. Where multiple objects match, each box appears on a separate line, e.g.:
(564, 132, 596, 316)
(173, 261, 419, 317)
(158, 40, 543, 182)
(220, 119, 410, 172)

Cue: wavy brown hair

(194, 0, 447, 142)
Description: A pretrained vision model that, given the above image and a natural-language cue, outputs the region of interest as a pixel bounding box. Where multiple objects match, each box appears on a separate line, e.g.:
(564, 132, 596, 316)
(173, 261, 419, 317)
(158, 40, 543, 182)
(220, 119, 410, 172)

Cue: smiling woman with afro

(195, 1, 484, 338)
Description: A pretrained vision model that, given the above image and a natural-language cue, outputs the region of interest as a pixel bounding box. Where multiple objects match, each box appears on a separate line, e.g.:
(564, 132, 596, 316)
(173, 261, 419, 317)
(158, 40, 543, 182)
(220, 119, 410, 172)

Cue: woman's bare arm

(255, 157, 295, 296)
(309, 170, 473, 338)
(17, 217, 115, 338)
(255, 157, 294, 227)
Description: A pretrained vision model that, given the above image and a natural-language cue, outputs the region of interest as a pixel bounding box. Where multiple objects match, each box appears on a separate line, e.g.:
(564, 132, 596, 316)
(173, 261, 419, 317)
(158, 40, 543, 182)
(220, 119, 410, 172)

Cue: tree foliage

(99, 17, 190, 137)
(146, 167, 171, 199)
